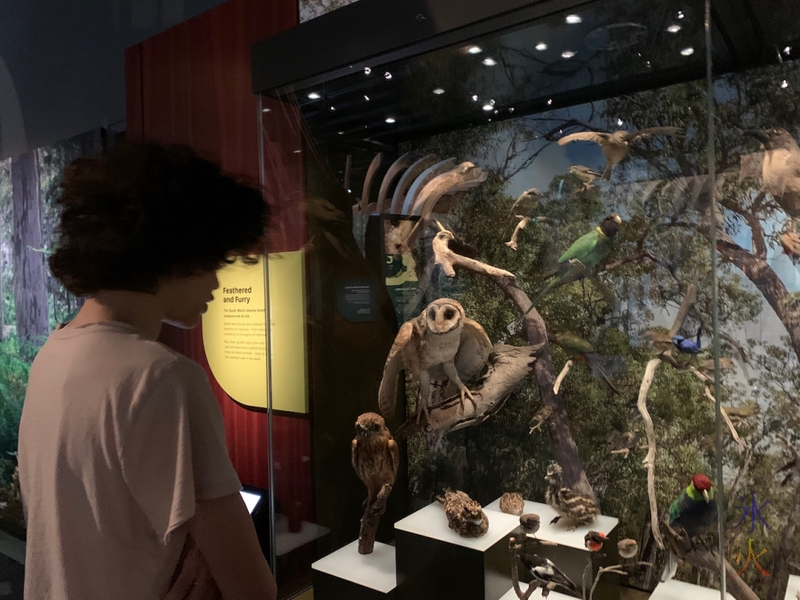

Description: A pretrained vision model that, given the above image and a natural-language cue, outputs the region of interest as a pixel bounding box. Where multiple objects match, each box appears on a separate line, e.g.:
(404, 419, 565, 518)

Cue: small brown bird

(437, 490, 489, 538)
(569, 165, 604, 191)
(499, 492, 525, 516)
(618, 538, 639, 560)
(544, 462, 600, 530)
(519, 513, 541, 535)
(351, 413, 399, 504)
(584, 530, 607, 552)
(558, 127, 683, 180)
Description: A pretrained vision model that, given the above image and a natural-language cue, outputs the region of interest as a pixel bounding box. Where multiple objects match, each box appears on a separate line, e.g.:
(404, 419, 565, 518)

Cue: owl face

(545, 462, 563, 485)
(355, 412, 386, 437)
(424, 299, 465, 335)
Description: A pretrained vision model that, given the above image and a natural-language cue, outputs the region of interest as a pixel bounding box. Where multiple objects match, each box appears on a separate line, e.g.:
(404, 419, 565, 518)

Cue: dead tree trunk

(431, 227, 594, 498)
(11, 151, 49, 350)
(767, 435, 800, 600)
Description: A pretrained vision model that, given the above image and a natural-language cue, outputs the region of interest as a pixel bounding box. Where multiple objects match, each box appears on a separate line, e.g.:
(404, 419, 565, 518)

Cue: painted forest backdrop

(381, 58, 800, 598)
(0, 129, 105, 535)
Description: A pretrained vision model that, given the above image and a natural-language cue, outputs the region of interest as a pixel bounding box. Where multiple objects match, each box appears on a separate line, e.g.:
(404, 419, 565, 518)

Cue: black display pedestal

(394, 502, 521, 600)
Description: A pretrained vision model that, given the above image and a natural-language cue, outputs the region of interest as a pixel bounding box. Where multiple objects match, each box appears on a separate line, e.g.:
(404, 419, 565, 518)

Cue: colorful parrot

(672, 327, 702, 355)
(661, 473, 718, 581)
(550, 328, 624, 393)
(521, 213, 622, 318)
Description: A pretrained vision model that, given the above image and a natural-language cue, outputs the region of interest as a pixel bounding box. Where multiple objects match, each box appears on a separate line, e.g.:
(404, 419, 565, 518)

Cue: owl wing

(558, 131, 610, 146)
(388, 438, 400, 481)
(455, 318, 493, 381)
(378, 320, 418, 417)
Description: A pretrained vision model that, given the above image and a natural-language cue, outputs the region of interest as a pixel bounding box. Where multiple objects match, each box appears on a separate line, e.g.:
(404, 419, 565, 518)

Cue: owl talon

(458, 386, 477, 416)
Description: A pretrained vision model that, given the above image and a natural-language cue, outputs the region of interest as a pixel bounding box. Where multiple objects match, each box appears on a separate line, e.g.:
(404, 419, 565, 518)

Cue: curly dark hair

(49, 142, 268, 296)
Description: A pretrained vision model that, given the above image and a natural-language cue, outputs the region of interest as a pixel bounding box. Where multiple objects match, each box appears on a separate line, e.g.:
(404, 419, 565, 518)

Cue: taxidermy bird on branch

(746, 127, 800, 217)
(520, 553, 579, 595)
(378, 298, 491, 422)
(558, 127, 683, 181)
(569, 165, 604, 191)
(549, 328, 624, 393)
(661, 473, 718, 581)
(672, 327, 702, 355)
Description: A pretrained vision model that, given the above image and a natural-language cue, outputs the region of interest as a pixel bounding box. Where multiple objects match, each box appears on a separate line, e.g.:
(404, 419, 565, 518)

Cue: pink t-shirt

(18, 321, 242, 600)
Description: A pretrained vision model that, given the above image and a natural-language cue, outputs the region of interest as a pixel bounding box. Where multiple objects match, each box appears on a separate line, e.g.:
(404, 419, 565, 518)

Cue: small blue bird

(672, 327, 702, 355)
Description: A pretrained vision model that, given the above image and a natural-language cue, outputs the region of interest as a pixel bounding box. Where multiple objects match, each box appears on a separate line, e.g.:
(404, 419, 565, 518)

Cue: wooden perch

(430, 225, 595, 497)
(638, 285, 697, 551)
(506, 216, 531, 251)
(659, 521, 759, 600)
(396, 344, 543, 437)
(554, 360, 574, 394)
(358, 483, 392, 554)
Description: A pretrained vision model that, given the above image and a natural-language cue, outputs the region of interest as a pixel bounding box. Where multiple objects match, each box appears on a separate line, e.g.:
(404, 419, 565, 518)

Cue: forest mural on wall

(366, 58, 800, 598)
(0, 129, 105, 536)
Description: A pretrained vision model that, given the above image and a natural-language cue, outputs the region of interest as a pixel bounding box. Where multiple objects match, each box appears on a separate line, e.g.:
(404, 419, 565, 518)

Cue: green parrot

(549, 328, 624, 393)
(520, 214, 622, 321)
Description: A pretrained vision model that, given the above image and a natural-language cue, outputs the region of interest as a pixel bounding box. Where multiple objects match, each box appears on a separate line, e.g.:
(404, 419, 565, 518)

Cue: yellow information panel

(202, 252, 308, 413)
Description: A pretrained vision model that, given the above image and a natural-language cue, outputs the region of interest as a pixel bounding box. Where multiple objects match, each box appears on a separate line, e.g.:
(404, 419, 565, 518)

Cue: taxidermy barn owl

(378, 298, 491, 421)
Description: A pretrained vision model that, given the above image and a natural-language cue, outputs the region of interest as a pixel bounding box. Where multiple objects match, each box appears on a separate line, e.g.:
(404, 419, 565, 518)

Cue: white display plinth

(650, 579, 735, 600)
(312, 540, 396, 594)
(785, 574, 800, 600)
(395, 500, 521, 550)
(484, 498, 619, 550)
(500, 581, 574, 600)
(274, 513, 331, 556)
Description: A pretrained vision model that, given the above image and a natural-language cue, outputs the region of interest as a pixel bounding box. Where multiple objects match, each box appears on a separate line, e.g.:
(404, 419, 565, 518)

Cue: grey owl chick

(544, 462, 599, 530)
(378, 298, 491, 421)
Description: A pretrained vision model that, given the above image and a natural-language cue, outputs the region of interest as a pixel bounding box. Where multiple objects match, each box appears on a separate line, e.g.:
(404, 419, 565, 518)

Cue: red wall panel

(124, 0, 309, 517)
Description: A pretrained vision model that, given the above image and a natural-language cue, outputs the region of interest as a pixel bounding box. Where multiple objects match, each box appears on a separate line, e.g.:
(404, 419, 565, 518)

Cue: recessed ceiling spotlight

(337, 131, 344, 135)
(364, 66, 372, 74)
(364, 95, 370, 101)
(482, 104, 493, 111)
(561, 50, 577, 59)
(565, 14, 582, 24)
(385, 117, 396, 123)
(677, 10, 685, 19)
(783, 46, 792, 55)
(509, 107, 515, 113)
(307, 92, 321, 100)
(482, 57, 497, 66)
(330, 106, 336, 111)
(472, 94, 479, 101)
(781, 79, 789, 88)
(680, 47, 694, 56)
(433, 88, 445, 95)
(293, 150, 301, 154)
(467, 45, 483, 54)
(535, 42, 548, 51)
(384, 71, 392, 79)
(667, 24, 682, 33)
(262, 107, 271, 113)
(646, 60, 652, 67)
(547, 99, 553, 105)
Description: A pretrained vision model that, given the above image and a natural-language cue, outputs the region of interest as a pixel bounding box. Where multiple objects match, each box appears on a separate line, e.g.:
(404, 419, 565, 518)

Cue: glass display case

(253, 0, 800, 598)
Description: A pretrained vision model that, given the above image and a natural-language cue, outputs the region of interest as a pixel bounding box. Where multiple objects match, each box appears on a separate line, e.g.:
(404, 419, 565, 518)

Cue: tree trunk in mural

(11, 151, 49, 349)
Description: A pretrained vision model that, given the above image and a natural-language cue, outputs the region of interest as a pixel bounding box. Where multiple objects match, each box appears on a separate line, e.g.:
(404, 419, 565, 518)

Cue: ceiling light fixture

(781, 80, 789, 88)
(617, 118, 624, 126)
(364, 67, 372, 74)
(565, 14, 582, 24)
(482, 57, 497, 66)
(262, 107, 271, 113)
(330, 106, 336, 111)
(364, 95, 370, 101)
(384, 71, 392, 79)
(467, 45, 482, 54)
(385, 117, 396, 123)
(307, 92, 321, 100)
(535, 42, 548, 51)
(680, 47, 694, 56)
(547, 99, 553, 105)
(561, 50, 577, 59)
(472, 94, 479, 101)
(433, 88, 445, 95)
(482, 104, 493, 111)
(677, 10, 685, 19)
(783, 46, 792, 55)
(667, 24, 682, 33)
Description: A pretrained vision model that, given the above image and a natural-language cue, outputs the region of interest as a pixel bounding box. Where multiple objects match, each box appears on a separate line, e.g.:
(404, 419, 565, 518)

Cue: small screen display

(240, 490, 262, 514)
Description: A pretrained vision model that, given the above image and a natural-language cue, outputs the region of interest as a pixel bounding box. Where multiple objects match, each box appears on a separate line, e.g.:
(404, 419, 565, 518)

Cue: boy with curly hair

(18, 142, 277, 600)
